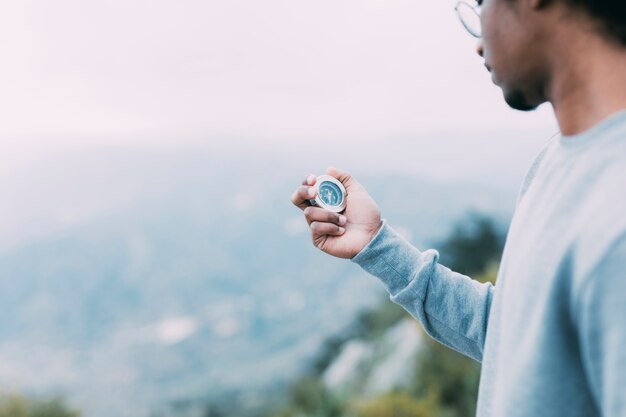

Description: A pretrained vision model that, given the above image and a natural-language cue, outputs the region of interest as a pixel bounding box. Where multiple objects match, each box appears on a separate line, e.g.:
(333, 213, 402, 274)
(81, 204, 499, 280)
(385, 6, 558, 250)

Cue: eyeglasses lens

(455, 2, 482, 38)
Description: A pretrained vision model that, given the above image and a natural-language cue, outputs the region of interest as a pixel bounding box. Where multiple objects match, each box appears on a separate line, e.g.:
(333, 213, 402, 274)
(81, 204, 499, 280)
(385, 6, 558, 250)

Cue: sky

(0, 0, 556, 150)
(0, 0, 560, 248)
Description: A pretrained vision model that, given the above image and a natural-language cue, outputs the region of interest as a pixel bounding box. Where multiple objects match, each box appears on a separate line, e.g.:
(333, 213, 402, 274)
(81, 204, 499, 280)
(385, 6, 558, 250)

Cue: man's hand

(290, 167, 382, 259)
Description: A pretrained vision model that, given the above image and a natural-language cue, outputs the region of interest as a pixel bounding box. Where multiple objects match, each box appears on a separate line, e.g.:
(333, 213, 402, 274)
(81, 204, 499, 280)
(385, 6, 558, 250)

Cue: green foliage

(310, 299, 407, 376)
(347, 391, 437, 417)
(353, 300, 409, 341)
(310, 334, 353, 377)
(280, 376, 344, 417)
(0, 393, 80, 417)
(438, 212, 505, 277)
(411, 338, 481, 417)
(265, 212, 504, 417)
(473, 261, 499, 284)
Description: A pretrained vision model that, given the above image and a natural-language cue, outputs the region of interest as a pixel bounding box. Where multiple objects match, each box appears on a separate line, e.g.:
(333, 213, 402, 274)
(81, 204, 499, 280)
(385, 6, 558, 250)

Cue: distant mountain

(0, 146, 516, 417)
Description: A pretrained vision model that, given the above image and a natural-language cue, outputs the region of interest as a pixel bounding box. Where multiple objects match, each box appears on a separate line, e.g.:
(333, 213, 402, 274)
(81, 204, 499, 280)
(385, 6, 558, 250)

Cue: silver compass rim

(310, 174, 347, 213)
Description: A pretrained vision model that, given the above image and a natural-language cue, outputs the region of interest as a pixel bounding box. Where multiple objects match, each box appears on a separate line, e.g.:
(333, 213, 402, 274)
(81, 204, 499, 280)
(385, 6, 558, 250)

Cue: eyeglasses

(455, 1, 482, 38)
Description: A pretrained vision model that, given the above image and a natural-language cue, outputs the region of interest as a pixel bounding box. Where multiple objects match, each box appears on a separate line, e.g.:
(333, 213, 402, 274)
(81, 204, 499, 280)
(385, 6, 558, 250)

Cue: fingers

(301, 174, 317, 186)
(303, 206, 347, 226)
(310, 221, 345, 237)
(291, 174, 318, 210)
(291, 185, 317, 210)
(291, 172, 349, 244)
(306, 207, 347, 240)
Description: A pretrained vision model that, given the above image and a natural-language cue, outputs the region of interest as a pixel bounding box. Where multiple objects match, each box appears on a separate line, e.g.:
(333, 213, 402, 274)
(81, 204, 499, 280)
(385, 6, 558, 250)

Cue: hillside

(0, 148, 514, 417)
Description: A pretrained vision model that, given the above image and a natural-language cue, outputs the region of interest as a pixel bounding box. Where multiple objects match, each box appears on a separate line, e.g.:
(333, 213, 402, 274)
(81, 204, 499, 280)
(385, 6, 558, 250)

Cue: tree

(437, 212, 505, 277)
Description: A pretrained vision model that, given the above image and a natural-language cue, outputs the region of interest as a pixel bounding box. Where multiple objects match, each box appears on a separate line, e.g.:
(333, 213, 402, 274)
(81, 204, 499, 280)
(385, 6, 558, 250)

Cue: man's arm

(352, 220, 494, 362)
(291, 168, 493, 361)
(575, 233, 626, 417)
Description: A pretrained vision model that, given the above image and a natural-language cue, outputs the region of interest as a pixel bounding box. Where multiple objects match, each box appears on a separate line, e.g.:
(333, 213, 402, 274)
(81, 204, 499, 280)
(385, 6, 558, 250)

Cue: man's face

(478, 0, 549, 111)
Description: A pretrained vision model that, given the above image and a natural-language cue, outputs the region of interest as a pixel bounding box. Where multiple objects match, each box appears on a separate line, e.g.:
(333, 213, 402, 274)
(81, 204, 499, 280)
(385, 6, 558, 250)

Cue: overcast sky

(0, 0, 556, 147)
(0, 0, 562, 251)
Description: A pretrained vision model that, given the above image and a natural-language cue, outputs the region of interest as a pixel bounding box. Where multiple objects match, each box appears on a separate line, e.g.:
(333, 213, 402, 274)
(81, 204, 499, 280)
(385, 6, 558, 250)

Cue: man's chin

(504, 89, 540, 112)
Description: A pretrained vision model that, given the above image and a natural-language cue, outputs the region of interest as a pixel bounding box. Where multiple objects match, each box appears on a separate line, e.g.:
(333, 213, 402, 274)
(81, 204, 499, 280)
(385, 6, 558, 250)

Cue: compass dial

(319, 181, 343, 207)
(309, 175, 347, 213)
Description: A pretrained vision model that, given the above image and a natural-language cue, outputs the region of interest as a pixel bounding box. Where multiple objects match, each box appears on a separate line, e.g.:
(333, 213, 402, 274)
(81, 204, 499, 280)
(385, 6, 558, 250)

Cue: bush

(347, 391, 437, 417)
(0, 393, 80, 417)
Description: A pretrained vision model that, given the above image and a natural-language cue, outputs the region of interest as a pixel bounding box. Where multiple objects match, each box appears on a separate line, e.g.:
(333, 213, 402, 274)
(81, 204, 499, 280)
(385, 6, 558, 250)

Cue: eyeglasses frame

(454, 1, 482, 39)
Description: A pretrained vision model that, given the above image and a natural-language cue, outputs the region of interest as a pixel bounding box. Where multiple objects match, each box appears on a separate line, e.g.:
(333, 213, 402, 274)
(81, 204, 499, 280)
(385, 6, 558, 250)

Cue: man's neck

(549, 36, 626, 137)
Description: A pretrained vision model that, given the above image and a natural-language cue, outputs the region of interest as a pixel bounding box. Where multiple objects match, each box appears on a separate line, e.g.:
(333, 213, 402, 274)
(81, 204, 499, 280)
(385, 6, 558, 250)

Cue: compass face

(318, 181, 343, 207)
(310, 175, 347, 213)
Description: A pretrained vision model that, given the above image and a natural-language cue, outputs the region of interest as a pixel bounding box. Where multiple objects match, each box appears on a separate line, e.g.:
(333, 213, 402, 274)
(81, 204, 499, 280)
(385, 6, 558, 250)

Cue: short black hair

(566, 0, 626, 46)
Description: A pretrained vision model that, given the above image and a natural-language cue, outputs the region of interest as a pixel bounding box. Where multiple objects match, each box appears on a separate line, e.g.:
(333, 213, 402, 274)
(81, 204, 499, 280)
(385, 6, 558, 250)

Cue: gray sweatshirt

(351, 109, 626, 417)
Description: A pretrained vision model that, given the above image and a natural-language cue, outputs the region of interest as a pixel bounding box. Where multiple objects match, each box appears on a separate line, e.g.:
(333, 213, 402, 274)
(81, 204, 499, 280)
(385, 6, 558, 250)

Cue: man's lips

(485, 63, 498, 85)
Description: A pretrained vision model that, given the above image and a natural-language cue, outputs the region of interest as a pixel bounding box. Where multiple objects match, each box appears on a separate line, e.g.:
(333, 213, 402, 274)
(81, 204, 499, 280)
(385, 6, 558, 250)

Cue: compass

(309, 175, 347, 213)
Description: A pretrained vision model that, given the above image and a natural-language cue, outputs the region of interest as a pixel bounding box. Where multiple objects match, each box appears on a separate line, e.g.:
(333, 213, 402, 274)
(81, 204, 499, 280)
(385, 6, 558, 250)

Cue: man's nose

(476, 40, 484, 58)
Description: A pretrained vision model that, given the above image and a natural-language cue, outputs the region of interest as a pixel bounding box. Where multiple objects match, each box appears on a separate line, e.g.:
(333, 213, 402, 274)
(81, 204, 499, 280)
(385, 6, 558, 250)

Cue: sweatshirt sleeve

(575, 233, 626, 417)
(351, 220, 494, 362)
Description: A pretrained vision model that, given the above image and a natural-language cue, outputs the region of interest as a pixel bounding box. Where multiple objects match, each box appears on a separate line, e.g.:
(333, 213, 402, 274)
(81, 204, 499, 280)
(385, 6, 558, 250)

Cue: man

(291, 0, 626, 416)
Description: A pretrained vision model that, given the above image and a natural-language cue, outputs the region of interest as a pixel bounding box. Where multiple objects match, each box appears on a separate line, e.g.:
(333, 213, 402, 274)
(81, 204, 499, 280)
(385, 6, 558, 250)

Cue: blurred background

(0, 0, 557, 416)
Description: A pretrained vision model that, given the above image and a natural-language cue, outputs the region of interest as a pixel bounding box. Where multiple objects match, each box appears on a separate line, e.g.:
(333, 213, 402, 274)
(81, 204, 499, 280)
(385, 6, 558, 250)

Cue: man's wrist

(369, 220, 383, 245)
(351, 219, 386, 260)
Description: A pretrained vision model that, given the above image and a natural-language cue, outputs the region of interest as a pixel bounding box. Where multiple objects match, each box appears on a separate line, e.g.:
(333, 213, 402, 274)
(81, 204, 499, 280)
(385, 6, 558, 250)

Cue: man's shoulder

(572, 157, 626, 284)
(516, 134, 561, 204)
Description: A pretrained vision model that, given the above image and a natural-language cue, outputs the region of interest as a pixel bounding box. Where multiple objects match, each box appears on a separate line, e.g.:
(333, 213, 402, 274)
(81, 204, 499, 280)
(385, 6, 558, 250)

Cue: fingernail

(307, 175, 316, 184)
(307, 188, 316, 197)
(338, 215, 347, 225)
(338, 227, 345, 234)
